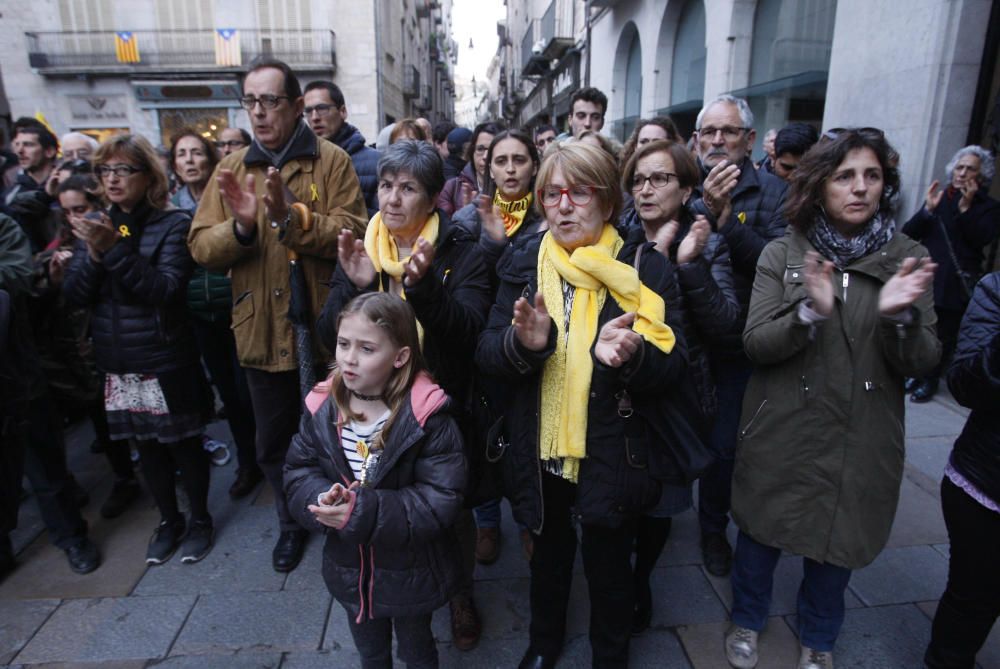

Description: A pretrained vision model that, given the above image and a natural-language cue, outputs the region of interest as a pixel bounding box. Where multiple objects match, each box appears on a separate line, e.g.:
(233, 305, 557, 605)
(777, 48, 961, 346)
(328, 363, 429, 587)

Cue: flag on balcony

(114, 32, 140, 63)
(215, 29, 241, 67)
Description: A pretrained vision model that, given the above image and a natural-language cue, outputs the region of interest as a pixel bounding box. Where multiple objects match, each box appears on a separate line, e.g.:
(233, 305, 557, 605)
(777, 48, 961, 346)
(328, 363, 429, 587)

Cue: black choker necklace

(350, 389, 383, 402)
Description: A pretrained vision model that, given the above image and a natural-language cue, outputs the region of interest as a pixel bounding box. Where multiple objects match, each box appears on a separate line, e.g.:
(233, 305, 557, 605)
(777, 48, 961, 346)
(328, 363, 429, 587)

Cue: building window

(665, 0, 706, 138)
(158, 108, 228, 148)
(736, 0, 836, 159)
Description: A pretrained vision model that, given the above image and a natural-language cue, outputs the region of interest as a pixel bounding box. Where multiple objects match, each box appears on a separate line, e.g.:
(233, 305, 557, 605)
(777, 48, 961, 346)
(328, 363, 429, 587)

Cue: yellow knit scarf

(363, 211, 440, 346)
(537, 224, 677, 483)
(494, 191, 532, 238)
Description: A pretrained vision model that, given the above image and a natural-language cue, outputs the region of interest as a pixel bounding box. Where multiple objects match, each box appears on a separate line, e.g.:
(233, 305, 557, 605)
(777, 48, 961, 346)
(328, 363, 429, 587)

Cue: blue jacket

(331, 123, 380, 219)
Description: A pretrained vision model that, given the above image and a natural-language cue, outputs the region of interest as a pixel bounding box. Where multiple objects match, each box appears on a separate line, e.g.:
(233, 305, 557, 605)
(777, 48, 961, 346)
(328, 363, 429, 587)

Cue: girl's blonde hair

(330, 293, 428, 449)
(93, 134, 171, 210)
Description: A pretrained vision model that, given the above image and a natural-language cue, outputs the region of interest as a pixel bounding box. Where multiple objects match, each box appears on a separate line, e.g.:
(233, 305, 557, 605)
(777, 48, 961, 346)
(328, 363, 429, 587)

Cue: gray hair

(695, 95, 754, 131)
(59, 131, 99, 150)
(377, 139, 445, 197)
(945, 145, 995, 185)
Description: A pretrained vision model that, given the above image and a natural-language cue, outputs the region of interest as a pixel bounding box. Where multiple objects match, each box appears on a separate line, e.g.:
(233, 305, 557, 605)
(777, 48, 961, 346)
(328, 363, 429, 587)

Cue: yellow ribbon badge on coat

(118, 225, 131, 237)
(737, 211, 747, 224)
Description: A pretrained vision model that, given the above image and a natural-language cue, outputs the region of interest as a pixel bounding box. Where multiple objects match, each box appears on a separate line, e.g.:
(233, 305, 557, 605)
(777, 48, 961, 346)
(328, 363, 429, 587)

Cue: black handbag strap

(936, 214, 974, 300)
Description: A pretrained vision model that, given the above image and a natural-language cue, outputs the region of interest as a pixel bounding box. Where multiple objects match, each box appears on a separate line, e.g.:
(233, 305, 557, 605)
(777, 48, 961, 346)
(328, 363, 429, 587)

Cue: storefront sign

(68, 95, 128, 123)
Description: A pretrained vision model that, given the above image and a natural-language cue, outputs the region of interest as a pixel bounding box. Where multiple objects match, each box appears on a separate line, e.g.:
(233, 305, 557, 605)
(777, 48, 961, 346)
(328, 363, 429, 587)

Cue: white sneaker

(798, 645, 834, 669)
(724, 624, 759, 668)
(202, 437, 231, 467)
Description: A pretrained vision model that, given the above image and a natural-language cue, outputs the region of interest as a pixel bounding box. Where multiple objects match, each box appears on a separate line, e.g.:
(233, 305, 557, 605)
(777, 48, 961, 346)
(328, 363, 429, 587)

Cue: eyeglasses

(216, 140, 248, 150)
(95, 164, 144, 179)
(698, 126, 749, 140)
(630, 172, 677, 192)
(238, 95, 290, 111)
(473, 145, 490, 155)
(538, 185, 599, 207)
(304, 103, 338, 116)
(821, 127, 885, 142)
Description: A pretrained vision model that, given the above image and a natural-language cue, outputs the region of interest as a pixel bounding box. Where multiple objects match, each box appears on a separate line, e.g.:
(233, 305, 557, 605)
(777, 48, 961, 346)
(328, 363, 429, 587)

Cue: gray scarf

(806, 210, 896, 269)
(251, 119, 312, 168)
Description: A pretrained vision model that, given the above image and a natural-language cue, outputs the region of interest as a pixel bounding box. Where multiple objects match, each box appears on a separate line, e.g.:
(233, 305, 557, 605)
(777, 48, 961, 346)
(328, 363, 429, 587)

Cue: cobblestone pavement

(1, 392, 998, 668)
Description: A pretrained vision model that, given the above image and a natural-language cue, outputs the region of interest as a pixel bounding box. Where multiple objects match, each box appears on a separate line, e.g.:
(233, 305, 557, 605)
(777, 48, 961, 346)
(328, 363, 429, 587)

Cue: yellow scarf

(363, 211, 440, 346)
(494, 191, 532, 238)
(537, 224, 676, 483)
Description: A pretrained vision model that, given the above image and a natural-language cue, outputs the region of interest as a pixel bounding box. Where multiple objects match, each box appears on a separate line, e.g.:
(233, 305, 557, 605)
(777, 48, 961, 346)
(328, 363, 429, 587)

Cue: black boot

(632, 516, 672, 635)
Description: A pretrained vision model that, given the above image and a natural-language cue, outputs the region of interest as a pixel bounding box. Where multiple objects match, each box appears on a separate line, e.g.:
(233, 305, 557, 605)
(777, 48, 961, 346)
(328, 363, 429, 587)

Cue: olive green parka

(732, 227, 940, 569)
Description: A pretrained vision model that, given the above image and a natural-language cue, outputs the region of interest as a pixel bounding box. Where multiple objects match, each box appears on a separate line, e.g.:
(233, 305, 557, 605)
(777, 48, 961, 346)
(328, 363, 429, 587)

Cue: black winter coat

(452, 200, 546, 293)
(474, 225, 689, 530)
(689, 157, 788, 355)
(946, 271, 1000, 502)
(316, 212, 492, 411)
(62, 205, 198, 374)
(283, 375, 466, 619)
(331, 123, 381, 219)
(901, 189, 1000, 312)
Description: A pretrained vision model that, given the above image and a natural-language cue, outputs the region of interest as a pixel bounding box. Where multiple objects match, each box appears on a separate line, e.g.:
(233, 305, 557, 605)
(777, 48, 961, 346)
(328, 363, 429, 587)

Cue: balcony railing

(540, 2, 574, 61)
(404, 65, 420, 98)
(24, 29, 336, 74)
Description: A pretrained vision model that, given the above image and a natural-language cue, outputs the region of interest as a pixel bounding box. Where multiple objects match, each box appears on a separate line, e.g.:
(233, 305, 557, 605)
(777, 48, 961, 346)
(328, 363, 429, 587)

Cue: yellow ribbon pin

(310, 183, 319, 202)
(118, 225, 131, 237)
(737, 211, 747, 225)
(355, 438, 369, 460)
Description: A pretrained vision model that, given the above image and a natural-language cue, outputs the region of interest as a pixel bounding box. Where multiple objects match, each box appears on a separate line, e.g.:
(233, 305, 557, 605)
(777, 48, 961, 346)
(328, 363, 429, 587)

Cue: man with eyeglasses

(59, 132, 98, 162)
(215, 128, 251, 157)
(190, 58, 368, 574)
(302, 81, 380, 218)
(688, 94, 788, 581)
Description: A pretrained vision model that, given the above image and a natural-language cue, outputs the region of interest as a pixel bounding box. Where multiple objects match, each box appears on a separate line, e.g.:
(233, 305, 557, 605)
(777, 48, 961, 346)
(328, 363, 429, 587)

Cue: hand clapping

(879, 257, 936, 316)
(594, 312, 641, 368)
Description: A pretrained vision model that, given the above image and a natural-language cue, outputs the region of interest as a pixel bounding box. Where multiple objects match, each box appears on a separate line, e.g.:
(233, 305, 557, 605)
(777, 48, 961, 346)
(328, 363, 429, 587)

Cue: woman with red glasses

(475, 141, 687, 669)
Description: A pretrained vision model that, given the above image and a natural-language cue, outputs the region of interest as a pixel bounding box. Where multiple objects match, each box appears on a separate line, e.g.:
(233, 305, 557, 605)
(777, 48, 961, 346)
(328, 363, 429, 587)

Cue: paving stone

(628, 628, 693, 668)
(0, 598, 60, 664)
(648, 565, 728, 627)
(0, 502, 160, 601)
(147, 650, 282, 667)
(7, 661, 147, 669)
(282, 530, 333, 593)
(430, 578, 530, 644)
(133, 506, 287, 597)
(658, 508, 703, 567)
(850, 545, 948, 606)
(886, 477, 948, 548)
(905, 401, 966, 439)
(676, 617, 800, 669)
(825, 603, 931, 668)
(917, 601, 1000, 669)
(905, 435, 954, 485)
(281, 648, 364, 668)
(171, 589, 330, 655)
(439, 637, 526, 668)
(705, 554, 863, 617)
(13, 595, 196, 664)
(932, 543, 950, 559)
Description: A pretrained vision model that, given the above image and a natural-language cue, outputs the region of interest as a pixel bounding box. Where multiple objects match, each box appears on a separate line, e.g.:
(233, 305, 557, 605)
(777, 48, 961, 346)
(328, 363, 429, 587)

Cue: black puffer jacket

(474, 225, 688, 530)
(901, 189, 1000, 312)
(62, 205, 198, 374)
(283, 374, 466, 619)
(316, 212, 491, 410)
(945, 271, 1000, 502)
(620, 211, 740, 427)
(331, 123, 381, 219)
(689, 157, 788, 354)
(452, 200, 546, 292)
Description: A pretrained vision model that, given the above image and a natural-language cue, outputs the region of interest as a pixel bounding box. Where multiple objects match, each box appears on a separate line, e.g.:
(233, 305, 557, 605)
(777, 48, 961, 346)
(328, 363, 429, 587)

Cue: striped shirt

(341, 410, 391, 480)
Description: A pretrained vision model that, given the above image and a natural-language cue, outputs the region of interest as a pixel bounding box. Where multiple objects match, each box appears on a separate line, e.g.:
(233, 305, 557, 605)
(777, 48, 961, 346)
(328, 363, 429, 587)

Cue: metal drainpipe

(374, 0, 385, 128)
(584, 0, 591, 87)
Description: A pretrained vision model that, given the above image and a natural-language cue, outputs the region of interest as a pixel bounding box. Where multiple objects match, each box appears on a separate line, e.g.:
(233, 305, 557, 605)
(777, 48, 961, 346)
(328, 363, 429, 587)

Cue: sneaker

(701, 532, 733, 577)
(798, 646, 834, 669)
(475, 527, 500, 564)
(64, 537, 100, 575)
(180, 518, 214, 564)
(202, 437, 231, 466)
(724, 624, 759, 669)
(146, 518, 186, 565)
(100, 478, 141, 519)
(449, 594, 482, 651)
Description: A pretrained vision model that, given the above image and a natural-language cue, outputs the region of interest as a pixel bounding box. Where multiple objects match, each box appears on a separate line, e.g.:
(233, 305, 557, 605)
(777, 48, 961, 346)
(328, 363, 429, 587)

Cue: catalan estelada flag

(214, 28, 241, 67)
(114, 32, 140, 63)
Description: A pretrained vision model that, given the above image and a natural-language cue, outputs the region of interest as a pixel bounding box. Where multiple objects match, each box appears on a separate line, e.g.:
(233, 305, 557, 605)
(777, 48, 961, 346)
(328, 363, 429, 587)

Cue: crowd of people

(0, 56, 998, 669)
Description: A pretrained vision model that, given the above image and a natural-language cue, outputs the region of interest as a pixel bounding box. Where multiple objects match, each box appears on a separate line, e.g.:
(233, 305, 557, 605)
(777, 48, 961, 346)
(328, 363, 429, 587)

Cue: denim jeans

(730, 530, 852, 651)
(473, 497, 501, 528)
(698, 358, 753, 536)
(925, 477, 1000, 669)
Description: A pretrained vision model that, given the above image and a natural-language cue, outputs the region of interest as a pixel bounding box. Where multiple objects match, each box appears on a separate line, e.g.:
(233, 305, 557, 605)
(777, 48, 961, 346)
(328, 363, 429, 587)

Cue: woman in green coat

(723, 129, 941, 669)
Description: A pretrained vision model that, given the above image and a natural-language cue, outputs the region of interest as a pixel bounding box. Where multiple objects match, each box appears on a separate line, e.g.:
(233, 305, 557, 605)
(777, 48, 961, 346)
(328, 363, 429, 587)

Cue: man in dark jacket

(2, 119, 60, 253)
(303, 81, 380, 218)
(687, 94, 789, 578)
(443, 127, 471, 181)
